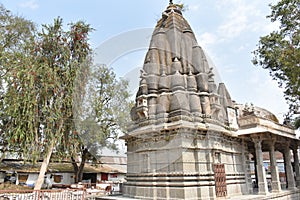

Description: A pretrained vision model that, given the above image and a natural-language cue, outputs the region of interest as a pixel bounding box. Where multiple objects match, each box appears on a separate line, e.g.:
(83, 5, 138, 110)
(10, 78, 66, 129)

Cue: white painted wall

(108, 173, 125, 182)
(96, 173, 125, 183)
(17, 172, 75, 187)
(96, 173, 101, 182)
(50, 173, 75, 185)
(0, 172, 5, 183)
(25, 174, 38, 187)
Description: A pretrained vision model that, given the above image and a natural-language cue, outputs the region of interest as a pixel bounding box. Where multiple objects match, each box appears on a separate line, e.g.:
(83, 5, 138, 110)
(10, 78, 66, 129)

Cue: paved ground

(94, 189, 300, 200)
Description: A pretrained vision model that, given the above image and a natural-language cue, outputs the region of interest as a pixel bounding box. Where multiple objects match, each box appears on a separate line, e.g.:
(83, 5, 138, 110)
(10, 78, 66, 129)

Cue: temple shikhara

(122, 2, 300, 200)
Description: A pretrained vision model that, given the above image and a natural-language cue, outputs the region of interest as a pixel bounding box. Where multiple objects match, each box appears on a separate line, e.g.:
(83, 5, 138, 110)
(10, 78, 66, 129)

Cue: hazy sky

(1, 0, 288, 122)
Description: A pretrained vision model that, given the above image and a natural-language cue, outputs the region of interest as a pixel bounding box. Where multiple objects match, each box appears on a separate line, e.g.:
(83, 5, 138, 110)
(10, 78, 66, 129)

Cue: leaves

(252, 0, 300, 124)
(76, 64, 132, 156)
(0, 5, 93, 162)
(0, 5, 132, 172)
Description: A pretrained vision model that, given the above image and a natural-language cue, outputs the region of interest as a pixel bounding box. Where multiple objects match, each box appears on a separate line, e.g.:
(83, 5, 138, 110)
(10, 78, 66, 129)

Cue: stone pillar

(253, 137, 268, 195)
(253, 153, 258, 189)
(282, 152, 289, 189)
(292, 147, 300, 187)
(283, 144, 296, 190)
(268, 140, 281, 192)
(241, 139, 253, 194)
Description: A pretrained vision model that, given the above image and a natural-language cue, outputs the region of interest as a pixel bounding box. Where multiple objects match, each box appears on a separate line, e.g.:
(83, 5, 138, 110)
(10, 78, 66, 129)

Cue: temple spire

(169, 0, 173, 5)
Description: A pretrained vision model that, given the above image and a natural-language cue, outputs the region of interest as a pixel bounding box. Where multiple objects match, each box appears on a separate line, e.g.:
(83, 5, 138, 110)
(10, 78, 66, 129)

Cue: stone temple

(121, 2, 300, 200)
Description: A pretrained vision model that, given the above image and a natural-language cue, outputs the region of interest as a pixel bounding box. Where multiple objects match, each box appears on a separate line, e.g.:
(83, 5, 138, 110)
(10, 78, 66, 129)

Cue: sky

(0, 0, 288, 123)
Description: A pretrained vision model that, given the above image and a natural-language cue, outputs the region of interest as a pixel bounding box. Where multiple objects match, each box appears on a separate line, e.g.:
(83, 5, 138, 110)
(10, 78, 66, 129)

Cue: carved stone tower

(122, 3, 252, 199)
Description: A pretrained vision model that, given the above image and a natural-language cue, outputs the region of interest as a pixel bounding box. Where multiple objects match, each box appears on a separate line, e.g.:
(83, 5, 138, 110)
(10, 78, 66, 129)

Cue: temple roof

(130, 3, 235, 128)
(236, 103, 279, 124)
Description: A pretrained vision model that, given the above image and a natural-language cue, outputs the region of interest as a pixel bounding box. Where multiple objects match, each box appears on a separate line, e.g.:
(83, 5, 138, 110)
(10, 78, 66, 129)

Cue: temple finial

(169, 0, 173, 5)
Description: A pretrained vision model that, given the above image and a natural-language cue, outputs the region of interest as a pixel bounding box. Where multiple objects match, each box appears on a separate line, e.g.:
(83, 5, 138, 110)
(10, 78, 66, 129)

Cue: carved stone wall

(123, 3, 251, 199)
(123, 123, 251, 199)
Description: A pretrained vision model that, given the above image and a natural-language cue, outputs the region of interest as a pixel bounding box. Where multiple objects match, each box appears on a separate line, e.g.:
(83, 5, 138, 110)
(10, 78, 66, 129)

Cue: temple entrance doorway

(214, 163, 227, 197)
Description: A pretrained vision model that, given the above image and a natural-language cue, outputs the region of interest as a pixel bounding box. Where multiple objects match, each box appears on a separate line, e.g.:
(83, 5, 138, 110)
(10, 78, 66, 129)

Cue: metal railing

(0, 189, 86, 200)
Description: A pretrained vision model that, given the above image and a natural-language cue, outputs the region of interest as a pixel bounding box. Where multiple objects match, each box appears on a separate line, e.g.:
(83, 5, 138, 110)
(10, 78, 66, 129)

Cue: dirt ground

(0, 183, 32, 191)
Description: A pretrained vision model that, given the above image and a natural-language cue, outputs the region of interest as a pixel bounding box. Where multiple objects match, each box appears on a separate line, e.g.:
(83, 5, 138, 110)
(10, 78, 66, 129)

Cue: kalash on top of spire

(129, 2, 235, 129)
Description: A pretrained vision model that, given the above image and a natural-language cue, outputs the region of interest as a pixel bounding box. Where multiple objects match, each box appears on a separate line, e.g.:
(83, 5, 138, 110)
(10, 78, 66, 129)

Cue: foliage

(71, 65, 132, 182)
(0, 5, 132, 184)
(0, 4, 35, 55)
(0, 4, 37, 156)
(252, 0, 300, 124)
(79, 65, 131, 151)
(0, 4, 93, 162)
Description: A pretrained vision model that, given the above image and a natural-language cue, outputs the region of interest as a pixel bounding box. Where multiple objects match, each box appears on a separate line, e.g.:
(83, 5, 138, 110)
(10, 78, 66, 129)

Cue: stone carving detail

(243, 103, 255, 116)
(129, 2, 236, 126)
(130, 6, 236, 125)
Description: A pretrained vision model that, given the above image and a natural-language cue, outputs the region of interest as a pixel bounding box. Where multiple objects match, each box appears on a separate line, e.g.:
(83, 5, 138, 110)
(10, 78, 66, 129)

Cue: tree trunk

(34, 120, 63, 190)
(71, 156, 79, 183)
(0, 146, 7, 163)
(34, 140, 55, 190)
(77, 156, 86, 182)
(78, 148, 89, 182)
(71, 148, 88, 183)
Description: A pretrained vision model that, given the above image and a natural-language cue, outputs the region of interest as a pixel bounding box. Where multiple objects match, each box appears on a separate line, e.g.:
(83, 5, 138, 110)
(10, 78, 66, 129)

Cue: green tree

(0, 4, 35, 56)
(0, 4, 36, 162)
(0, 6, 93, 189)
(32, 18, 92, 190)
(71, 65, 132, 183)
(0, 4, 132, 188)
(252, 0, 300, 126)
